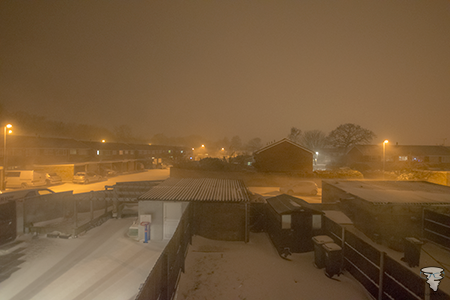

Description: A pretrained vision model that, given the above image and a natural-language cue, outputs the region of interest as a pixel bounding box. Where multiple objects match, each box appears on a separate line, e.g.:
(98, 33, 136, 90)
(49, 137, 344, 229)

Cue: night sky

(1, 1, 449, 145)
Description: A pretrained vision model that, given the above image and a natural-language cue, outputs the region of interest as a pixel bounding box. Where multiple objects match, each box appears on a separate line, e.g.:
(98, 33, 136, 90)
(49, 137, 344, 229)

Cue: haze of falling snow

(1, 1, 449, 145)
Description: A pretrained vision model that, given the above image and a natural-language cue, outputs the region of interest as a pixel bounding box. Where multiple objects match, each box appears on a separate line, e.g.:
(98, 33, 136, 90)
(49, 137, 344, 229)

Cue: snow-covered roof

(325, 180, 450, 205)
(254, 138, 314, 155)
(139, 178, 250, 202)
(266, 194, 323, 214)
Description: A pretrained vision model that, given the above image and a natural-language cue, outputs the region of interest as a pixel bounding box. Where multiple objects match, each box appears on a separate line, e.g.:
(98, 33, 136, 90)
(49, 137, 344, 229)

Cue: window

(56, 149, 67, 156)
(281, 215, 291, 229)
(119, 150, 123, 155)
(70, 149, 77, 155)
(6, 172, 20, 177)
(399, 156, 408, 161)
(113, 150, 117, 155)
(312, 215, 322, 230)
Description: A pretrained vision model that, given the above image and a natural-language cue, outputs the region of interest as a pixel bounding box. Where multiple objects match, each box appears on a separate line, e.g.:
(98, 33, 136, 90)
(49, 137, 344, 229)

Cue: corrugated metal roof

(139, 178, 250, 202)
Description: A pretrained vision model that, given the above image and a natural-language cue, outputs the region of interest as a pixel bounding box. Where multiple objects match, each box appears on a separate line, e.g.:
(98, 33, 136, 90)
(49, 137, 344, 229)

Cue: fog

(1, 1, 449, 145)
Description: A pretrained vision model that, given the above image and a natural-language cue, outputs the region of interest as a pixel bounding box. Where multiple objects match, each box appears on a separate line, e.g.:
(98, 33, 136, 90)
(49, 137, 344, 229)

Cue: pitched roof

(254, 138, 314, 155)
(139, 178, 250, 202)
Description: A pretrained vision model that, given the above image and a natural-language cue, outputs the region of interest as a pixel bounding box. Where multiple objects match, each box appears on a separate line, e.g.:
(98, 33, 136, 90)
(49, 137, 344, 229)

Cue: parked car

(45, 172, 62, 185)
(279, 181, 318, 196)
(72, 172, 102, 184)
(5, 170, 47, 189)
(101, 168, 118, 177)
(0, 188, 55, 202)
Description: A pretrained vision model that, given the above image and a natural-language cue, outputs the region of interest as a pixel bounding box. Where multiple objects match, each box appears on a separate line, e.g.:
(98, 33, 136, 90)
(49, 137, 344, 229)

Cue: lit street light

(2, 124, 12, 190)
(383, 140, 389, 172)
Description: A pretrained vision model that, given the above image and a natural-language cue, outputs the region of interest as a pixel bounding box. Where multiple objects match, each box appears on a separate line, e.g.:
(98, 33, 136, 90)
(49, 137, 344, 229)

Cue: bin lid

(322, 243, 342, 251)
(312, 235, 334, 244)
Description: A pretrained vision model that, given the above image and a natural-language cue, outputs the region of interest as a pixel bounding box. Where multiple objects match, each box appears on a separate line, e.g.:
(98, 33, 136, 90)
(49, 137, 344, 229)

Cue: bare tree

(245, 137, 262, 154)
(287, 127, 302, 144)
(229, 136, 243, 154)
(327, 123, 376, 149)
(301, 130, 328, 151)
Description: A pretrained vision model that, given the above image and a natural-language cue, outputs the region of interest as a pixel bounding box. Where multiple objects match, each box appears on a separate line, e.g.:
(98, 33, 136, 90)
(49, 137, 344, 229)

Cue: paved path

(1, 218, 167, 300)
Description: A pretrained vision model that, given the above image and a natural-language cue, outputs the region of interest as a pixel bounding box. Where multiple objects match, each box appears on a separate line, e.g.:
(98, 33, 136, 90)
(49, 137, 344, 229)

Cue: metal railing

(323, 217, 450, 300)
(423, 209, 450, 250)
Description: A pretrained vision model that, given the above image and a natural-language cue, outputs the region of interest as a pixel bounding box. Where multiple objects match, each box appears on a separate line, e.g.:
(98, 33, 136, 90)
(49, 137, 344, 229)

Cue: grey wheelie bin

(312, 235, 334, 268)
(323, 242, 342, 278)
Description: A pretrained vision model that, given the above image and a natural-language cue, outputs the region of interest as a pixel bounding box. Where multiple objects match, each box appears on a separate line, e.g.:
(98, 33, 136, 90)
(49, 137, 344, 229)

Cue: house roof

(266, 194, 323, 214)
(82, 141, 135, 150)
(324, 180, 450, 205)
(253, 138, 314, 155)
(6, 135, 90, 149)
(349, 145, 450, 157)
(139, 178, 250, 202)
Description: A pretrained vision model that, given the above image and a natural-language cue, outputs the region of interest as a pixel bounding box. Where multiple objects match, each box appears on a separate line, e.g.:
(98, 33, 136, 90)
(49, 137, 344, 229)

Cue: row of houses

(1, 135, 191, 181)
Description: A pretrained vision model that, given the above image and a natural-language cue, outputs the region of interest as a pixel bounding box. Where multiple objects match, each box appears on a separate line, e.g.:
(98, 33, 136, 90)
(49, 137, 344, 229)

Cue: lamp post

(383, 140, 389, 172)
(3, 124, 12, 190)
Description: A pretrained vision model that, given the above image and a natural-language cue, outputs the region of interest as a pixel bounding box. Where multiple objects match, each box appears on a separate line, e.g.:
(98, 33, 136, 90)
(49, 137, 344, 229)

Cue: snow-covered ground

(0, 217, 167, 300)
(175, 233, 373, 300)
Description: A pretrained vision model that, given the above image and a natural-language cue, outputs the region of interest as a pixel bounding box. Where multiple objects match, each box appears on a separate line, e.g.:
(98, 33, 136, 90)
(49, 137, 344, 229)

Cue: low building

(346, 144, 450, 170)
(253, 138, 314, 173)
(138, 177, 251, 241)
(322, 180, 450, 247)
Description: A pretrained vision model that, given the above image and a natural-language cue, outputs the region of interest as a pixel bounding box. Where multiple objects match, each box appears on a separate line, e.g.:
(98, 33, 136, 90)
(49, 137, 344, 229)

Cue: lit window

(97, 150, 100, 155)
(399, 156, 408, 161)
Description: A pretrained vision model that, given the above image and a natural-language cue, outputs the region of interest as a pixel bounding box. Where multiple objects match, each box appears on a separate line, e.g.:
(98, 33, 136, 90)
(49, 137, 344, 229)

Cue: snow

(175, 233, 373, 300)
(0, 217, 167, 300)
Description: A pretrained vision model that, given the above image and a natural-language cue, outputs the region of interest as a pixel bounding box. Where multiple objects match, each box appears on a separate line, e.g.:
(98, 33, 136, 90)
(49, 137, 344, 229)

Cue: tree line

(287, 123, 376, 152)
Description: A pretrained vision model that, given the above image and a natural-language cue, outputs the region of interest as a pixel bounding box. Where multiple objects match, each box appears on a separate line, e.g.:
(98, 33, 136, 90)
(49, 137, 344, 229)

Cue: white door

(163, 202, 182, 239)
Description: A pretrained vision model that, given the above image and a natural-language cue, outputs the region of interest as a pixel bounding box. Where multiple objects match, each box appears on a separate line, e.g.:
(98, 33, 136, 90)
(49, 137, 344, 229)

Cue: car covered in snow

(72, 172, 102, 184)
(279, 181, 318, 196)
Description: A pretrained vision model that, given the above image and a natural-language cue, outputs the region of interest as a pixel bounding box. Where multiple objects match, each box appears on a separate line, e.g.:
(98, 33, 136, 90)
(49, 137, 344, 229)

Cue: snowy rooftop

(324, 180, 450, 205)
(139, 177, 250, 202)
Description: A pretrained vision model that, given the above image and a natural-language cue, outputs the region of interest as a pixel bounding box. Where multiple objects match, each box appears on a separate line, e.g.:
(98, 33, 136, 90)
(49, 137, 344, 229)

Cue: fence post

(378, 252, 385, 300)
(424, 282, 430, 300)
(341, 227, 346, 272)
(74, 198, 78, 228)
(90, 199, 94, 221)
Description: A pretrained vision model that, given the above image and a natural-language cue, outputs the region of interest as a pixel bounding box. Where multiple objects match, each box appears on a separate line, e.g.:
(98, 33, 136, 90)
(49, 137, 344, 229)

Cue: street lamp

(3, 124, 12, 190)
(383, 140, 389, 172)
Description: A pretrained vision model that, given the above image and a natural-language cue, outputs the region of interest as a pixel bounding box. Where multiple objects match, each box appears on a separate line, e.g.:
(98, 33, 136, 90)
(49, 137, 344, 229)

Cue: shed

(138, 178, 251, 242)
(266, 194, 324, 255)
